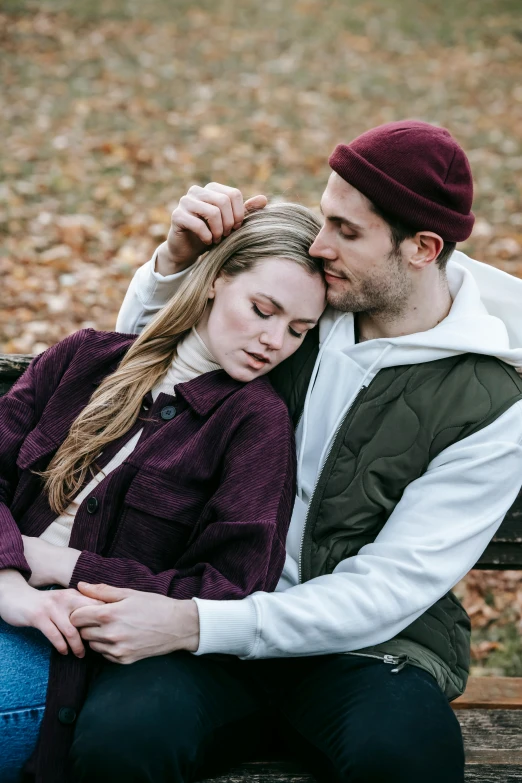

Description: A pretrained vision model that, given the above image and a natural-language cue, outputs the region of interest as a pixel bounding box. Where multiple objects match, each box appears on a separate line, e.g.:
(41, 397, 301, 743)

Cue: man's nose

(309, 227, 336, 260)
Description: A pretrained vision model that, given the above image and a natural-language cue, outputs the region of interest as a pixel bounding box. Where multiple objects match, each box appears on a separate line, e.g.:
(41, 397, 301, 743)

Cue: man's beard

(325, 248, 412, 318)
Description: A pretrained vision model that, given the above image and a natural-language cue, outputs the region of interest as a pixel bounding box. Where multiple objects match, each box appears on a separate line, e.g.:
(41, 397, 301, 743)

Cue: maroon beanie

(328, 121, 474, 242)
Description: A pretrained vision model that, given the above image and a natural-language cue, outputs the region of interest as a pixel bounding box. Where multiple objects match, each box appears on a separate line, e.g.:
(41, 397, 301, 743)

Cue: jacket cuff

(69, 550, 109, 588)
(192, 596, 258, 659)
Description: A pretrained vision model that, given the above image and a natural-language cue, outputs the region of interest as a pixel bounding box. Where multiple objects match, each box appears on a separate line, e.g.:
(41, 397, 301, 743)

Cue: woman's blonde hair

(41, 202, 322, 514)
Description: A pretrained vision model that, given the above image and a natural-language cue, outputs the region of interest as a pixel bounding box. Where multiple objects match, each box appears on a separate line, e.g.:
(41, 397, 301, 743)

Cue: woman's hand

(156, 183, 268, 276)
(0, 570, 102, 657)
(22, 535, 81, 589)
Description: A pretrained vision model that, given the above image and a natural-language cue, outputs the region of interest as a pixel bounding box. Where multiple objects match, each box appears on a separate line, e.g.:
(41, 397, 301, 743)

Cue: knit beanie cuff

(329, 145, 475, 243)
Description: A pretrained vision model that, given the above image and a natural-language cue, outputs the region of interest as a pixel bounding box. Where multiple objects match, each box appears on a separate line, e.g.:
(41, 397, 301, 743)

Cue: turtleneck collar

(152, 327, 221, 400)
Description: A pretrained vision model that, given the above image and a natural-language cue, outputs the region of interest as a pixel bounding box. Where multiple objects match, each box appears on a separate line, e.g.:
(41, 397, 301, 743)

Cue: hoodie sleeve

(193, 400, 522, 659)
(115, 248, 195, 334)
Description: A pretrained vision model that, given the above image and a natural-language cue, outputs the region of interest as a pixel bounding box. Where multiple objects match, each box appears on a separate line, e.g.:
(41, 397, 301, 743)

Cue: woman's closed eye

(252, 303, 304, 339)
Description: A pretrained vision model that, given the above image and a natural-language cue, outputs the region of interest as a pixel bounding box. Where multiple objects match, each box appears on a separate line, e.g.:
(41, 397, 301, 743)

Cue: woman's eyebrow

(255, 292, 317, 325)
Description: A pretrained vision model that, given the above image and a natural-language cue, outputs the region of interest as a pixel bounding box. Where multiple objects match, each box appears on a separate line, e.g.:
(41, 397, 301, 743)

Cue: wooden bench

(2, 353, 522, 782)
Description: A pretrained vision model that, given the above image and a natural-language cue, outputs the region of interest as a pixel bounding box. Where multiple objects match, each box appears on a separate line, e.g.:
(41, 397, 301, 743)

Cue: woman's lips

(244, 351, 270, 370)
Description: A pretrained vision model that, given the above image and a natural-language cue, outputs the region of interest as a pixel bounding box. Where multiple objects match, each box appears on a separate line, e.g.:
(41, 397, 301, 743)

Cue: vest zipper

(297, 384, 368, 583)
(343, 651, 410, 673)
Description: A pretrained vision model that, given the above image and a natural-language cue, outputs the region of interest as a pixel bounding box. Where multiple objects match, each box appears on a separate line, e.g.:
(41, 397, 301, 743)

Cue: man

(70, 121, 522, 783)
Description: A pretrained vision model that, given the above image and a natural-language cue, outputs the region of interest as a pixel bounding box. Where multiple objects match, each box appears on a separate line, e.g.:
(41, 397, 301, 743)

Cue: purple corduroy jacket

(0, 328, 296, 783)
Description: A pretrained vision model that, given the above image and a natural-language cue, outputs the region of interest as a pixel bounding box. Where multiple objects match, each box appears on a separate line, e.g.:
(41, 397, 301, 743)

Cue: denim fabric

(0, 619, 51, 783)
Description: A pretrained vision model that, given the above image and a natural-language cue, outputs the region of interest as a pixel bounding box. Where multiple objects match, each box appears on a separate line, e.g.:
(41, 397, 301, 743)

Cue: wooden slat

(458, 708, 522, 749)
(0, 354, 32, 376)
(199, 762, 314, 783)
(467, 750, 522, 764)
(453, 677, 522, 710)
(198, 756, 522, 782)
(475, 544, 522, 569)
(464, 767, 522, 781)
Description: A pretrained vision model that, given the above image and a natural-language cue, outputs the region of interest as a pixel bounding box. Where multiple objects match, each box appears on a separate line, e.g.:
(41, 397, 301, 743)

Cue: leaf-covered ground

(1, 0, 521, 673)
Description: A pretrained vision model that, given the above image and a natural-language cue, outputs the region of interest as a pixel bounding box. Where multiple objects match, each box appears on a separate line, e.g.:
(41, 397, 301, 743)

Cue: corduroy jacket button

(58, 707, 77, 725)
(160, 405, 176, 421)
(86, 497, 99, 514)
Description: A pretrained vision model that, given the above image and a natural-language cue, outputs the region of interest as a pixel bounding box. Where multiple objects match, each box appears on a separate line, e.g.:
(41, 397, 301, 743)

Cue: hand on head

(157, 183, 267, 276)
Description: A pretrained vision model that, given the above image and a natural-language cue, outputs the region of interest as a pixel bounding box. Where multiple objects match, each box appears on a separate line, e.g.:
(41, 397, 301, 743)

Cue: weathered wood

(464, 767, 522, 782)
(198, 762, 314, 783)
(0, 354, 32, 396)
(453, 677, 522, 710)
(199, 766, 522, 783)
(458, 708, 522, 749)
(197, 754, 522, 782)
(0, 354, 32, 376)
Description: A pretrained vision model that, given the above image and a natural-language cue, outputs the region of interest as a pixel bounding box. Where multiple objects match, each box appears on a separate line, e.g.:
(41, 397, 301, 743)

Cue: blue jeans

(0, 619, 51, 783)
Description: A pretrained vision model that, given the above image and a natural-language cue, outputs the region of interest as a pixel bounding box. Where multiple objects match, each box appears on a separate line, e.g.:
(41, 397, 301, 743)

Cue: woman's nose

(260, 325, 285, 351)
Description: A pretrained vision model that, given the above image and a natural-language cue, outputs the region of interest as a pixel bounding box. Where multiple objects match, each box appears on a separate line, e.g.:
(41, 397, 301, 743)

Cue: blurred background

(1, 0, 522, 673)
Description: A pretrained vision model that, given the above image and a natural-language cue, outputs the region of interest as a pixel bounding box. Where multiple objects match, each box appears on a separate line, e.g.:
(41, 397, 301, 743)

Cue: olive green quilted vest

(270, 328, 522, 699)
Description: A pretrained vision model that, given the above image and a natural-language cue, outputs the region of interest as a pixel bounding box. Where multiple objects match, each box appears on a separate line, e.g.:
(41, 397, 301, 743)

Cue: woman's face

(197, 257, 326, 382)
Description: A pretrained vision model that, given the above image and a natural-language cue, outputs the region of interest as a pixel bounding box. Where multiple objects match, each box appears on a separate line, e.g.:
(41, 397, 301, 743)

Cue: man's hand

(70, 583, 200, 664)
(22, 535, 81, 589)
(156, 183, 268, 276)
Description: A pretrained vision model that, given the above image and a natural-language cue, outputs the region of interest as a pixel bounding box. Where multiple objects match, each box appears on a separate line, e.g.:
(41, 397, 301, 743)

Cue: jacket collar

(87, 334, 247, 415)
(174, 370, 247, 416)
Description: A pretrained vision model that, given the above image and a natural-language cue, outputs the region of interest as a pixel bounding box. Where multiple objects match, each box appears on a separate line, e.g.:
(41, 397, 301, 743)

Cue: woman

(0, 203, 326, 783)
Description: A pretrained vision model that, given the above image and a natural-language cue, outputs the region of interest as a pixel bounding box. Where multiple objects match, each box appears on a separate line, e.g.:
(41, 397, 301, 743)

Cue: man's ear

(409, 231, 444, 269)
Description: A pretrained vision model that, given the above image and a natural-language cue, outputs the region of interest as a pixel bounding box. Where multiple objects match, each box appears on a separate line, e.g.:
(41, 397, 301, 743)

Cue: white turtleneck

(40, 328, 220, 547)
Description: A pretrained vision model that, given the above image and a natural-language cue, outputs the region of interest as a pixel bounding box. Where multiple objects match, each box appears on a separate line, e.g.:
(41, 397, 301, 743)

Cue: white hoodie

(116, 250, 522, 659)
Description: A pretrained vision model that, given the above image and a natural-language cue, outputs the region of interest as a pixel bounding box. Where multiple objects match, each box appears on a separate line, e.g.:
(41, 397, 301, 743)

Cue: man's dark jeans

(70, 651, 464, 783)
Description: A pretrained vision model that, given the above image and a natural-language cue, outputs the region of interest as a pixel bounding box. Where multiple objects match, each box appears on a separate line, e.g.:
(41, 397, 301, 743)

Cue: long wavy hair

(41, 202, 323, 514)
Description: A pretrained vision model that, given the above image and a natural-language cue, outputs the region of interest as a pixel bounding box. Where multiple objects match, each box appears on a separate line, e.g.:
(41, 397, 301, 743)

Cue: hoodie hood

(296, 252, 522, 498)
(318, 250, 522, 372)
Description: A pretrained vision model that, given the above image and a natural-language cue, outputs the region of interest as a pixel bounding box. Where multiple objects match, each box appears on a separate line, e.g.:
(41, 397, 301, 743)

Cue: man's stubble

(325, 248, 413, 322)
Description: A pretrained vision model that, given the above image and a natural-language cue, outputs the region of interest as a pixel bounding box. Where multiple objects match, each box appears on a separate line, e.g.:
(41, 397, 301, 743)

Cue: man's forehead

(320, 173, 373, 222)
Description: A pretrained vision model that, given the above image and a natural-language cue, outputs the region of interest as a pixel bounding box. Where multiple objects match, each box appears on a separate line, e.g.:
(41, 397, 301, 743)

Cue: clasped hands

(19, 535, 200, 664)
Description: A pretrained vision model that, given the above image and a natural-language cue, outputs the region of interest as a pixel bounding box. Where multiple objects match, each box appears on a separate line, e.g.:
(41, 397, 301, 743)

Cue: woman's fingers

(51, 611, 86, 657)
(36, 617, 69, 656)
(77, 582, 131, 603)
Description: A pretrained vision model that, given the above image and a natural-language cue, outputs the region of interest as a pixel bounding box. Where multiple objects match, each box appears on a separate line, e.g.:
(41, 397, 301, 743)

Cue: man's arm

(116, 185, 267, 334)
(115, 247, 194, 335)
(71, 401, 522, 663)
(193, 401, 522, 659)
